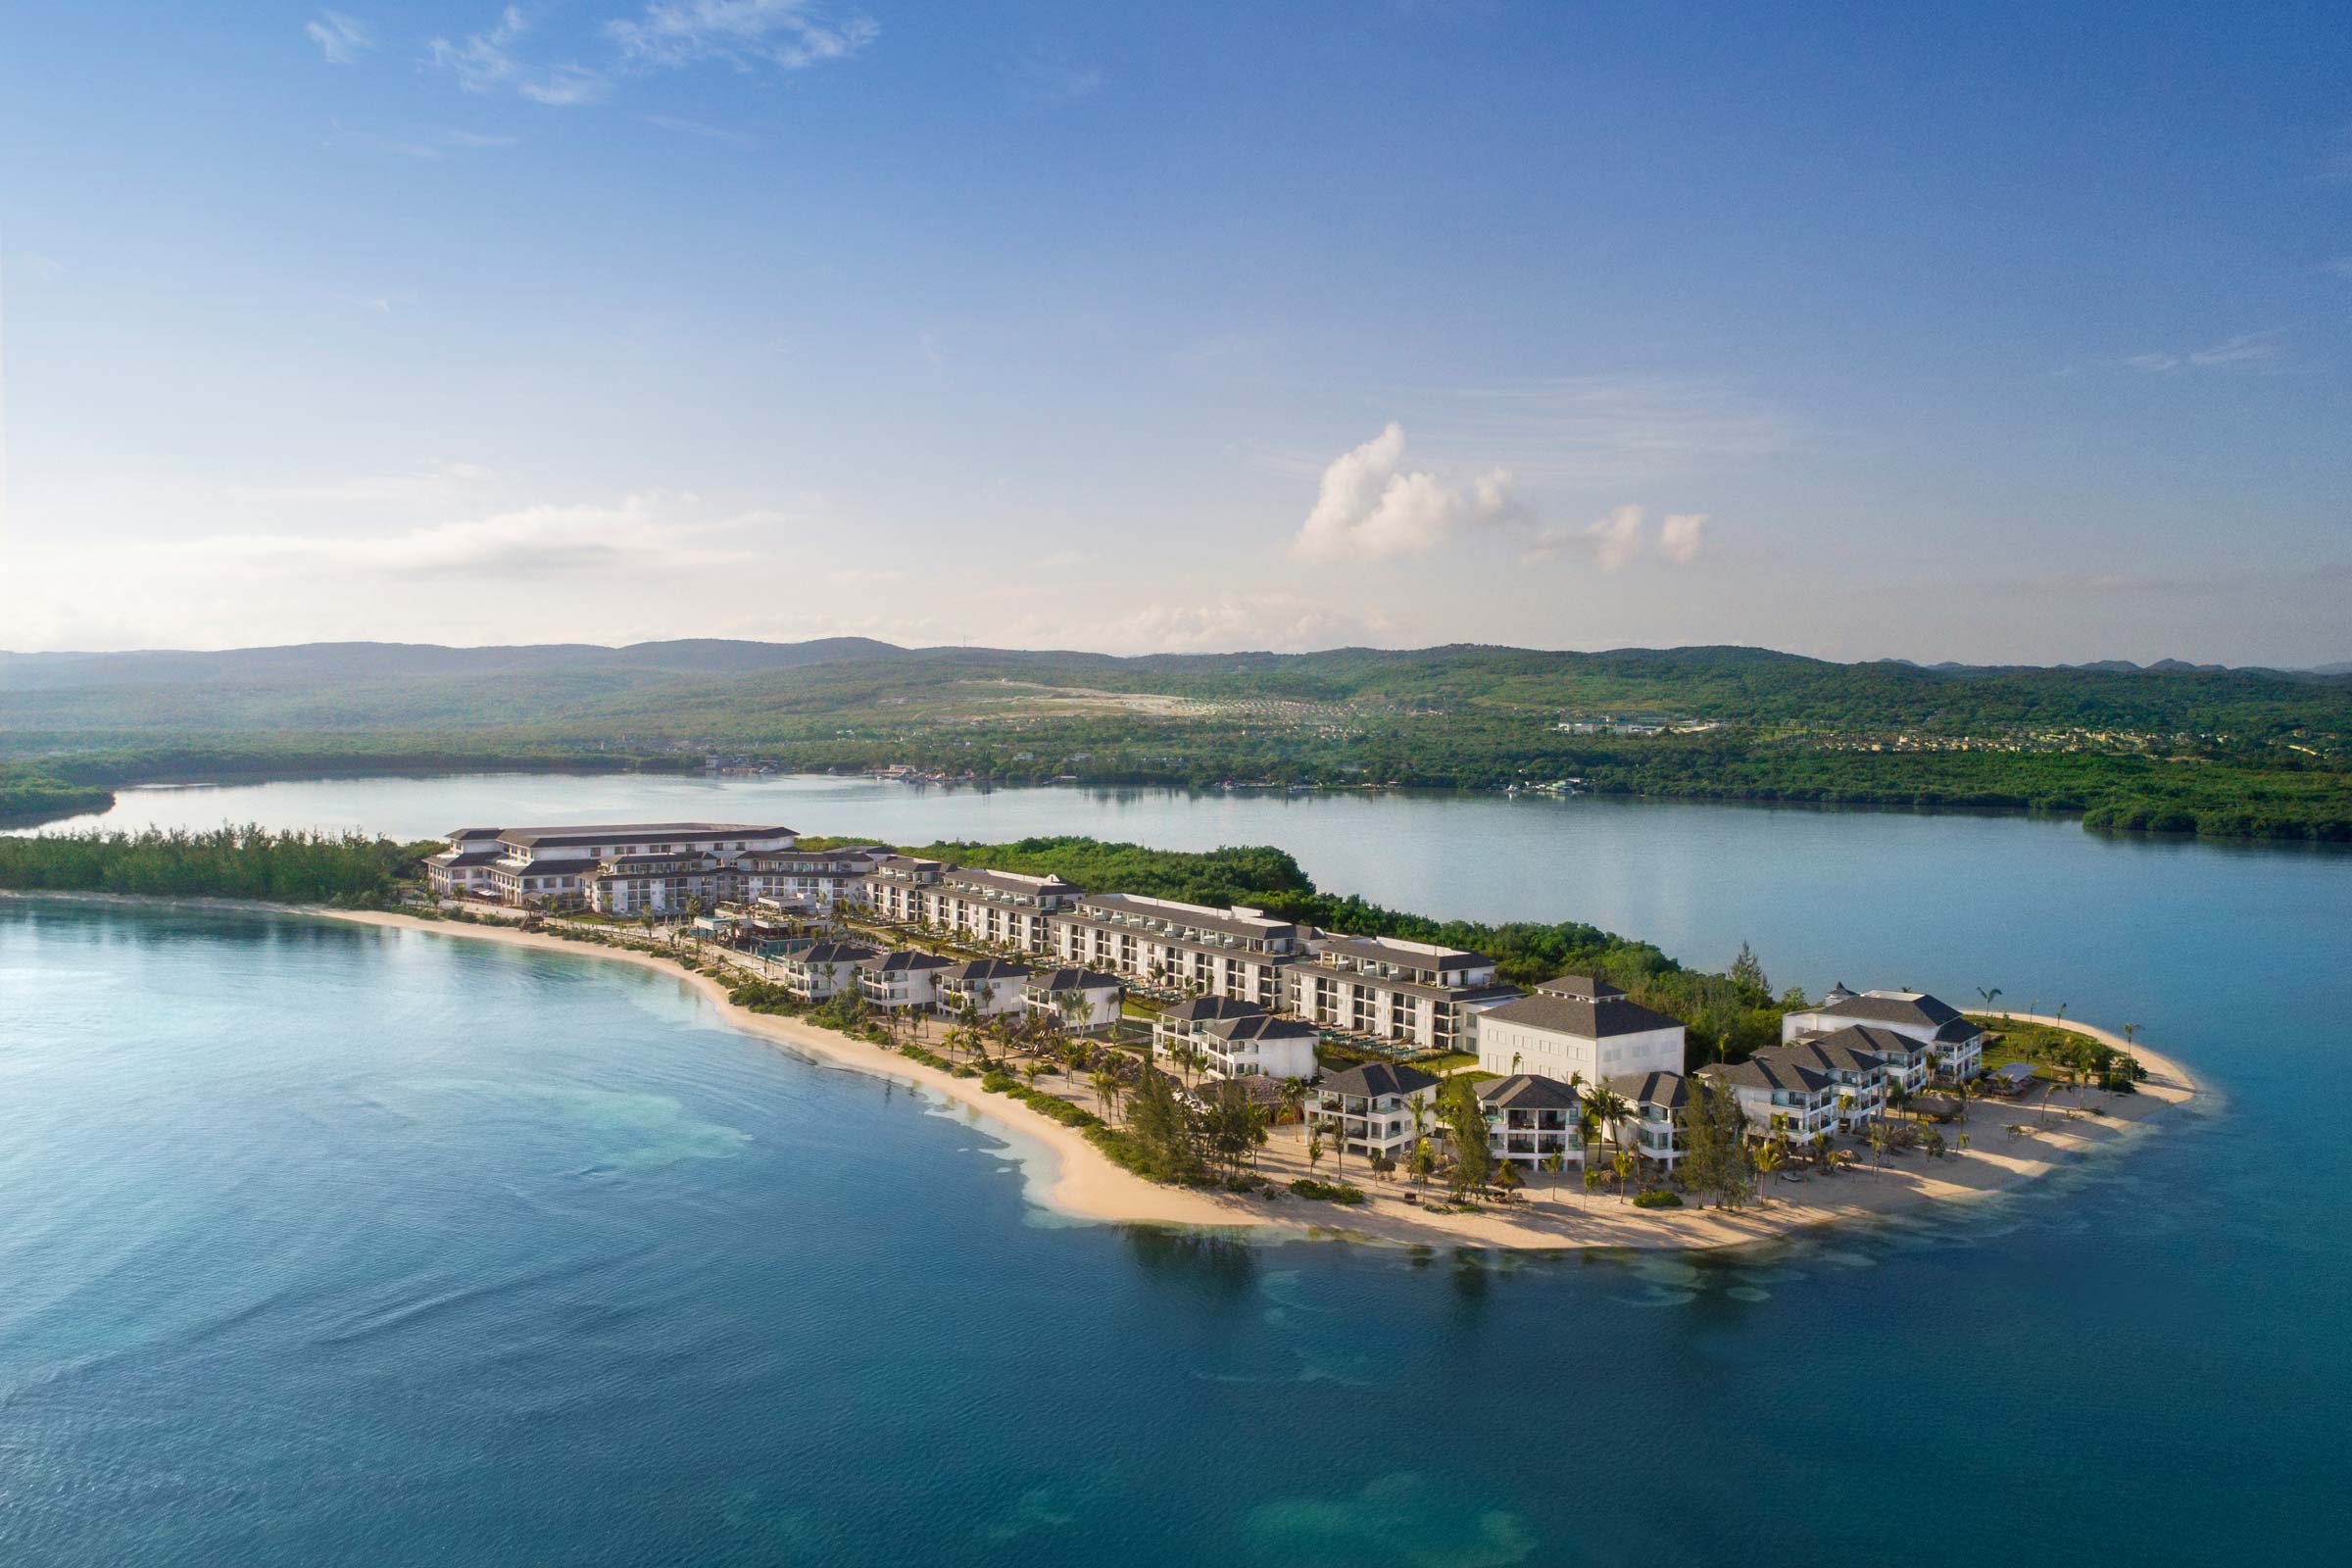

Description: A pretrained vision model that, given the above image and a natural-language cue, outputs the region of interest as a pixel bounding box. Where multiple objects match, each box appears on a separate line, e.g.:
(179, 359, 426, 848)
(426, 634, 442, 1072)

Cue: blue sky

(2, 1, 2346, 663)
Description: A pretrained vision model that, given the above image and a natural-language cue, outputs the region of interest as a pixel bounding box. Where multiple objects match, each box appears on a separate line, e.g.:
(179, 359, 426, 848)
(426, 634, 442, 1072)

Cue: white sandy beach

(318, 908, 2200, 1252)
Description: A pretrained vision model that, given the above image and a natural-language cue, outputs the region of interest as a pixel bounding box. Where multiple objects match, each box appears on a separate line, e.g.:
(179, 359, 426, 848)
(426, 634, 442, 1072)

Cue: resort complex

(416, 820, 2026, 1200)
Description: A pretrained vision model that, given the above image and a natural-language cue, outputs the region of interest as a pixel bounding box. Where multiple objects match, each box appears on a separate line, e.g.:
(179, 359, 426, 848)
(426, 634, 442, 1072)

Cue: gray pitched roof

(1159, 995, 1264, 1023)
(1026, 967, 1122, 993)
(1476, 1073, 1581, 1111)
(788, 942, 877, 965)
(496, 822, 793, 848)
(943, 959, 1032, 982)
(1203, 1013, 1319, 1044)
(1480, 990, 1679, 1040)
(1608, 1070, 1689, 1109)
(1705, 1055, 1835, 1095)
(1320, 1062, 1439, 1098)
(1816, 990, 1964, 1030)
(865, 951, 955, 974)
(1535, 972, 1628, 1002)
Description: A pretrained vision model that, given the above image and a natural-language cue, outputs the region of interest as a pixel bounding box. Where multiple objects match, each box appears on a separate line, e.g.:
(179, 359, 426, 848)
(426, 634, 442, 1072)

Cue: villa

(1473, 973, 1687, 1083)
(934, 958, 1032, 1018)
(857, 951, 956, 1011)
(1153, 997, 1320, 1082)
(1766, 1034, 1893, 1127)
(1700, 1053, 1843, 1143)
(1312, 1062, 1441, 1162)
(1782, 984, 1985, 1081)
(1022, 967, 1125, 1034)
(1475, 1074, 1583, 1171)
(1048, 893, 1303, 1008)
(1285, 933, 1522, 1053)
(773, 941, 879, 1002)
(1606, 1071, 1690, 1172)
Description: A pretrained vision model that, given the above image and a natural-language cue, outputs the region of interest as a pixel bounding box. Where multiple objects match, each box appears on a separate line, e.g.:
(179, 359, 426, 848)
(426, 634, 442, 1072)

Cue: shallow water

(6, 774, 2351, 1562)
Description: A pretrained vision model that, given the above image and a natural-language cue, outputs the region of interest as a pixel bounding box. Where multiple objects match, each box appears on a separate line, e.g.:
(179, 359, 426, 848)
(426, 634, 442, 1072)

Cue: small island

(1, 820, 2196, 1250)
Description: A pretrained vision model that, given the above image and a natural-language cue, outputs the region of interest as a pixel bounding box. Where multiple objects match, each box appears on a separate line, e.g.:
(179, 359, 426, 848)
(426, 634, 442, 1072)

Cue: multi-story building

(1023, 968, 1125, 1034)
(773, 942, 879, 1002)
(1700, 1054, 1844, 1143)
(1473, 974, 1686, 1084)
(1781, 985, 1985, 1081)
(733, 845, 884, 917)
(934, 958, 1032, 1018)
(1048, 894, 1303, 1007)
(1776, 1029, 1902, 1118)
(1606, 1071, 1689, 1172)
(852, 858, 1084, 952)
(857, 951, 956, 1011)
(1152, 997, 1320, 1082)
(1312, 1062, 1441, 1162)
(1474, 1075, 1583, 1170)
(1285, 933, 1522, 1053)
(421, 822, 800, 912)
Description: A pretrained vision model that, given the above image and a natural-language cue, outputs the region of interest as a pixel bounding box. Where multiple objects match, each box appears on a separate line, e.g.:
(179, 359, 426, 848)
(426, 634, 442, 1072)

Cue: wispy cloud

(643, 114, 756, 147)
(328, 121, 519, 159)
(1525, 504, 1711, 573)
(607, 0, 878, 72)
(306, 11, 374, 64)
(428, 7, 612, 106)
(2125, 329, 2285, 373)
(1289, 422, 1519, 564)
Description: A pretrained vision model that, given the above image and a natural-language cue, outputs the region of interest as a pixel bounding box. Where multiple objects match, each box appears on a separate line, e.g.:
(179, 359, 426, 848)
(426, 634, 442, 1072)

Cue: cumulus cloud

(1289, 422, 1518, 564)
(1525, 505, 1710, 572)
(307, 11, 374, 64)
(427, 8, 612, 105)
(607, 0, 877, 72)
(1658, 512, 1708, 564)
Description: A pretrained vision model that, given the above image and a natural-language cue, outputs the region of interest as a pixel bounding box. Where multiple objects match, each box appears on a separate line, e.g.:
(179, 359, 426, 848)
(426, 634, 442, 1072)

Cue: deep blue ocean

(5, 778, 2349, 1564)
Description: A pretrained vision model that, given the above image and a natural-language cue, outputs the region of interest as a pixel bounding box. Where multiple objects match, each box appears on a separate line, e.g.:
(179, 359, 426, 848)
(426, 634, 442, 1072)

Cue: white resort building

(1312, 1062, 1441, 1162)
(1701, 1054, 1845, 1143)
(1475, 1074, 1584, 1170)
(934, 958, 1032, 1018)
(1473, 974, 1687, 1084)
(857, 952, 956, 1011)
(421, 822, 800, 913)
(1022, 968, 1124, 1034)
(1782, 985, 1986, 1081)
(1285, 933, 1522, 1053)
(1606, 1071, 1690, 1172)
(1047, 894, 1303, 1008)
(772, 942, 879, 1002)
(855, 858, 1083, 953)
(1152, 997, 1321, 1082)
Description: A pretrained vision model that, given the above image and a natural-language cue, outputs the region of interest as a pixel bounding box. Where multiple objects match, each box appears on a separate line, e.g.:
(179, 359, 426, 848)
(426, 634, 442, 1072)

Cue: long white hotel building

(421, 822, 881, 916)
(1044, 893, 1304, 1008)
(852, 856, 1082, 953)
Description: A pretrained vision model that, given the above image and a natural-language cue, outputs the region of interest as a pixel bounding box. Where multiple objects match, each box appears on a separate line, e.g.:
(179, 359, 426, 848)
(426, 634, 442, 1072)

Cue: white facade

(1311, 1065, 1441, 1160)
(774, 943, 877, 1002)
(1285, 933, 1518, 1053)
(858, 953, 956, 1010)
(1154, 1004, 1321, 1082)
(853, 858, 1081, 953)
(934, 960, 1032, 1018)
(1473, 976, 1686, 1084)
(1049, 894, 1301, 1007)
(1023, 969, 1124, 1033)
(1783, 988, 1985, 1081)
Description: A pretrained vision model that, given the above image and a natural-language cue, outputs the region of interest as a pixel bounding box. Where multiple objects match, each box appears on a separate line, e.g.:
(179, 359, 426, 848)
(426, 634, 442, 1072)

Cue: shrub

(1289, 1178, 1367, 1204)
(1631, 1189, 1683, 1208)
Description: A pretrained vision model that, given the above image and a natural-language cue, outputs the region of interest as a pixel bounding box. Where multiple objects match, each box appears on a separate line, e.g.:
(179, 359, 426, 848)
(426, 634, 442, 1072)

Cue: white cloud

(427, 8, 612, 105)
(1525, 504, 1690, 573)
(607, 0, 878, 72)
(2125, 330, 2284, 373)
(1088, 593, 1403, 655)
(1289, 422, 1518, 564)
(1658, 512, 1708, 564)
(307, 11, 373, 64)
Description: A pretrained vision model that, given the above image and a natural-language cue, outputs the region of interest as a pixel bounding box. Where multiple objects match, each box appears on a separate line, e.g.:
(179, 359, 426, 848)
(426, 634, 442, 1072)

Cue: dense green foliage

(6, 639, 2347, 841)
(0, 827, 432, 906)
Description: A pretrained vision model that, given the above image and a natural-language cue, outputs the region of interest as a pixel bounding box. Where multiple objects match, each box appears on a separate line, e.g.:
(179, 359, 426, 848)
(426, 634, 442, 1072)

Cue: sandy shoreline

(292, 907, 2201, 1252)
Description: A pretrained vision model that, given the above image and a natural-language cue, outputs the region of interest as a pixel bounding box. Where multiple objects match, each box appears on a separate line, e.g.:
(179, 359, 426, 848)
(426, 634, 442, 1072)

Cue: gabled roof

(943, 958, 1032, 982)
(1813, 989, 1965, 1030)
(1933, 1014, 1985, 1044)
(1536, 973, 1628, 1002)
(1159, 995, 1264, 1023)
(1025, 967, 1123, 993)
(1706, 1055, 1835, 1095)
(786, 942, 878, 966)
(1480, 990, 1679, 1040)
(1780, 1029, 1901, 1073)
(1320, 1062, 1439, 1098)
(1608, 1070, 1689, 1109)
(1476, 1073, 1581, 1110)
(1203, 1013, 1318, 1044)
(496, 822, 793, 849)
(864, 950, 955, 974)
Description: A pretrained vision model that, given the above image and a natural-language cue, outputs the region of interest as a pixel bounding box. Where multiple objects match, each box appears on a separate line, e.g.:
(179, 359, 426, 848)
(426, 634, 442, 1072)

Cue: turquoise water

(6, 778, 2351, 1562)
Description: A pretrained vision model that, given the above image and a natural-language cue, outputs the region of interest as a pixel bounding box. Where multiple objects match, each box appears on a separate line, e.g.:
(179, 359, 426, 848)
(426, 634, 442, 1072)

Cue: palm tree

(1493, 1159, 1526, 1202)
(1279, 1077, 1307, 1127)
(1092, 1068, 1121, 1123)
(1612, 1150, 1635, 1203)
(1754, 1136, 1787, 1202)
(1541, 1150, 1566, 1205)
(1306, 1130, 1325, 1177)
(1583, 1084, 1633, 1164)
(1976, 985, 2003, 1019)
(1867, 1124, 1888, 1173)
(1583, 1168, 1605, 1206)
